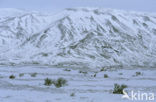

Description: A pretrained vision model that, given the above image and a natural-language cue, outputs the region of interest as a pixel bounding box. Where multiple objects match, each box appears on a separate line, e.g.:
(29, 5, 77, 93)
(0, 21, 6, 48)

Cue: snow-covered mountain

(0, 8, 156, 68)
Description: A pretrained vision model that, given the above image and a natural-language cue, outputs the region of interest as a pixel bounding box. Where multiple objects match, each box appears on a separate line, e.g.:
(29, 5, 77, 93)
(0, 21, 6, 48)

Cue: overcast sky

(0, 0, 156, 13)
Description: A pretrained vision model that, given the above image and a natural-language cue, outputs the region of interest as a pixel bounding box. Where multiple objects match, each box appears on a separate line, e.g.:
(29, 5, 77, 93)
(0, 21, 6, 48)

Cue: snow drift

(0, 8, 156, 68)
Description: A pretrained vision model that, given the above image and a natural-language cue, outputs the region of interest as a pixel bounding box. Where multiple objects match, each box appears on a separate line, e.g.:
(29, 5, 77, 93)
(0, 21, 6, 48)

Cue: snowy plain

(0, 66, 156, 102)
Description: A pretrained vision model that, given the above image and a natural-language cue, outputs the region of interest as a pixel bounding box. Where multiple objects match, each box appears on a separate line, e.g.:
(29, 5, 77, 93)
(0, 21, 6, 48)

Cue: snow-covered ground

(0, 66, 155, 102)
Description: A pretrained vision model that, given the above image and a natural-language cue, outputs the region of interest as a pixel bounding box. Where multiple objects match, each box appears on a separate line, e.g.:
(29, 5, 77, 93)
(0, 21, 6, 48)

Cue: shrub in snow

(136, 72, 142, 76)
(64, 69, 71, 72)
(30, 73, 37, 77)
(19, 73, 24, 77)
(104, 74, 108, 78)
(9, 75, 15, 79)
(44, 78, 53, 86)
(100, 67, 106, 72)
(44, 77, 67, 88)
(42, 53, 48, 57)
(79, 71, 87, 74)
(70, 93, 75, 97)
(54, 78, 67, 88)
(113, 83, 127, 94)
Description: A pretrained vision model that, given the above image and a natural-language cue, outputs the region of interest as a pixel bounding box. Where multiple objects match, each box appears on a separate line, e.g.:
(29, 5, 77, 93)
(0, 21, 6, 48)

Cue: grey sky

(0, 0, 156, 13)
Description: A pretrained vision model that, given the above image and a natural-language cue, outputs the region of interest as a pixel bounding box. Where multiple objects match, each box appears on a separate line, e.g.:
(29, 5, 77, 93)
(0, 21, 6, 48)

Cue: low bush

(100, 68, 106, 72)
(9, 75, 15, 79)
(113, 84, 127, 94)
(30, 73, 37, 77)
(70, 93, 75, 97)
(19, 73, 24, 77)
(136, 72, 142, 76)
(64, 69, 71, 72)
(54, 78, 67, 88)
(44, 78, 53, 86)
(104, 74, 108, 78)
(79, 71, 87, 74)
(44, 77, 67, 88)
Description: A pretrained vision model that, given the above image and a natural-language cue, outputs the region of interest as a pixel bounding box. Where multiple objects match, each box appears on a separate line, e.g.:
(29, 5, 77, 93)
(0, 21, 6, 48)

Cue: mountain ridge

(0, 8, 156, 69)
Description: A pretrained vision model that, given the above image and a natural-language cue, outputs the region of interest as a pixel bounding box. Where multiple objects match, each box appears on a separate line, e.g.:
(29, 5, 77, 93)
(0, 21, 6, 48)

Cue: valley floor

(0, 66, 155, 102)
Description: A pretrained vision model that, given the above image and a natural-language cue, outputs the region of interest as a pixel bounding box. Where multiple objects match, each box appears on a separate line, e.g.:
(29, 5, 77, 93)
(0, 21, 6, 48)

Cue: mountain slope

(0, 8, 156, 68)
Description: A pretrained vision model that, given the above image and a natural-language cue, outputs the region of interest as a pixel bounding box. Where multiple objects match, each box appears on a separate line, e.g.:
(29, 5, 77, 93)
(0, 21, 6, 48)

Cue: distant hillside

(0, 8, 156, 68)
